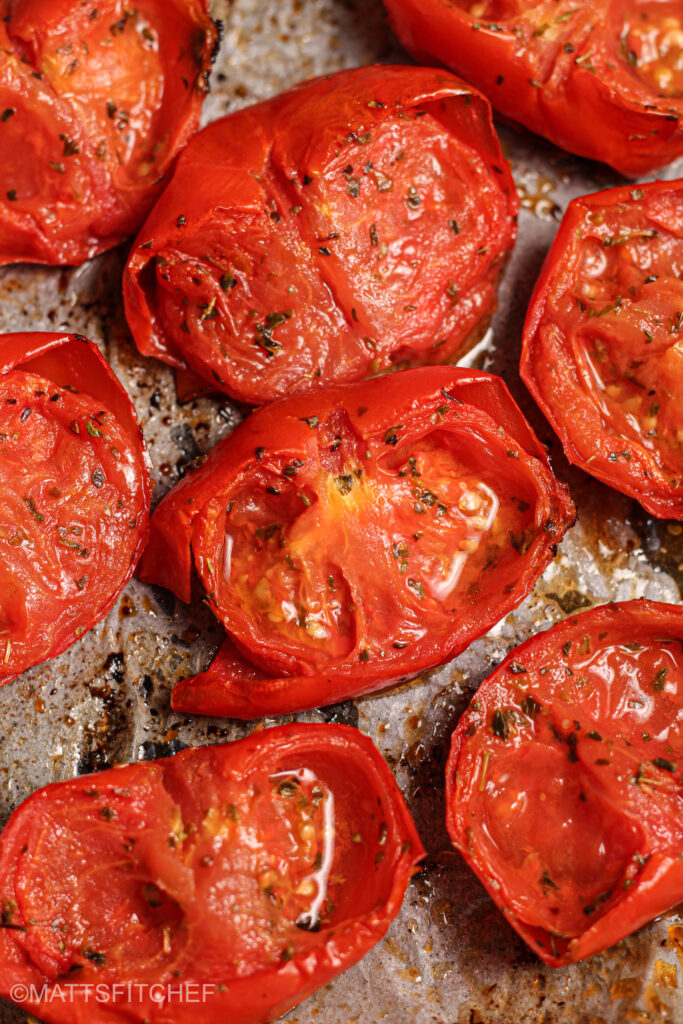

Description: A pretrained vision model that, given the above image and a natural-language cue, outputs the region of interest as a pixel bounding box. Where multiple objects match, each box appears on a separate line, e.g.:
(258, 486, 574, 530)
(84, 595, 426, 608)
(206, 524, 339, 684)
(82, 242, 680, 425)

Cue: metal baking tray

(1, 1, 683, 1021)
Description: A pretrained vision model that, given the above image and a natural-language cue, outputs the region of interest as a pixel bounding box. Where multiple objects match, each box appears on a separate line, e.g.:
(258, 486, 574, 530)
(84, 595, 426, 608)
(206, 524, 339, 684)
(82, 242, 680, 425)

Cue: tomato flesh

(297, 109, 513, 368)
(383, 0, 683, 175)
(447, 601, 683, 965)
(453, 0, 540, 17)
(616, 3, 683, 98)
(0, 369, 146, 678)
(522, 180, 683, 517)
(124, 66, 518, 405)
(0, 0, 217, 265)
(480, 742, 644, 936)
(196, 418, 545, 678)
(0, 725, 424, 1024)
(149, 109, 511, 392)
(14, 765, 347, 979)
(137, 367, 575, 717)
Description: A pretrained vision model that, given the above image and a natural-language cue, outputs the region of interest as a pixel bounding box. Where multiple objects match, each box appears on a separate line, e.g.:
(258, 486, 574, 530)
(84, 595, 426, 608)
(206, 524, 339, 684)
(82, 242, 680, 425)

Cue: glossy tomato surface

(123, 65, 518, 405)
(521, 179, 683, 519)
(0, 723, 424, 1024)
(0, 0, 218, 266)
(384, 0, 683, 176)
(138, 366, 575, 719)
(0, 332, 150, 682)
(446, 600, 683, 966)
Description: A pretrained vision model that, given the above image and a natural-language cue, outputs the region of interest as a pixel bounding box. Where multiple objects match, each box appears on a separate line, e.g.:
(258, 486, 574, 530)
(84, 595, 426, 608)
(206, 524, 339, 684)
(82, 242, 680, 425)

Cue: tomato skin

(0, 331, 150, 682)
(0, 0, 218, 266)
(521, 179, 683, 519)
(123, 65, 518, 405)
(138, 366, 575, 719)
(0, 723, 424, 1024)
(383, 0, 683, 177)
(446, 599, 683, 967)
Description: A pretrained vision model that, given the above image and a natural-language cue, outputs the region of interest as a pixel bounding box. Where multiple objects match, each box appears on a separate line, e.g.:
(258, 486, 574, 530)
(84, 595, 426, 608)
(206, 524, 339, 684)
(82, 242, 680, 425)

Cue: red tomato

(383, 0, 683, 176)
(0, 723, 424, 1024)
(123, 65, 518, 405)
(521, 179, 683, 519)
(0, 0, 218, 266)
(138, 366, 575, 719)
(446, 600, 683, 966)
(0, 331, 150, 682)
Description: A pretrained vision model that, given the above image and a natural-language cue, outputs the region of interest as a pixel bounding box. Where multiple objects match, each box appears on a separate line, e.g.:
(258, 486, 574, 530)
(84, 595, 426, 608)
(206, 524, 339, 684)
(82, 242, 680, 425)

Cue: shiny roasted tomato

(383, 0, 683, 176)
(0, 723, 424, 1024)
(0, 331, 150, 682)
(447, 600, 683, 966)
(123, 65, 518, 405)
(0, 0, 218, 266)
(521, 179, 683, 519)
(138, 367, 575, 719)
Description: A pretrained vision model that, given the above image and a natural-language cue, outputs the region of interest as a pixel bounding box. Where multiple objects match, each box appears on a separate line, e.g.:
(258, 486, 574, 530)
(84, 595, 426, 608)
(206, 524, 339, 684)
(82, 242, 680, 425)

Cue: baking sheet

(2, 1, 683, 1021)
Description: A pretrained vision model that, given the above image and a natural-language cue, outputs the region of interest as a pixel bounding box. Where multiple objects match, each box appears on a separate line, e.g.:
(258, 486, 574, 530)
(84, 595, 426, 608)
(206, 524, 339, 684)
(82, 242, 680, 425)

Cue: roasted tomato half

(384, 0, 683, 176)
(138, 367, 575, 719)
(447, 600, 683, 966)
(0, 723, 424, 1024)
(521, 179, 683, 519)
(123, 65, 518, 405)
(0, 0, 218, 266)
(0, 331, 150, 682)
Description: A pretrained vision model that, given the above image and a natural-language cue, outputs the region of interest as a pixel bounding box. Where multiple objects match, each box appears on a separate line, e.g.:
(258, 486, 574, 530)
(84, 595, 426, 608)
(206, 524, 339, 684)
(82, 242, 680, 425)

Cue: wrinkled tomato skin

(446, 600, 683, 967)
(0, 723, 424, 1024)
(0, 331, 150, 683)
(137, 366, 575, 719)
(521, 179, 683, 519)
(383, 0, 683, 177)
(0, 0, 218, 266)
(123, 65, 518, 406)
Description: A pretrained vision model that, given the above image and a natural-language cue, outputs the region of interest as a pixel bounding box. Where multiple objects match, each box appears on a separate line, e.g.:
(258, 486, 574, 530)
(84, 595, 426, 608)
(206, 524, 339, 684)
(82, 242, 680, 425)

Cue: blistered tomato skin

(521, 179, 683, 519)
(0, 332, 150, 682)
(137, 366, 575, 719)
(123, 65, 518, 406)
(0, 723, 424, 1024)
(446, 600, 683, 967)
(0, 0, 218, 267)
(383, 0, 683, 177)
